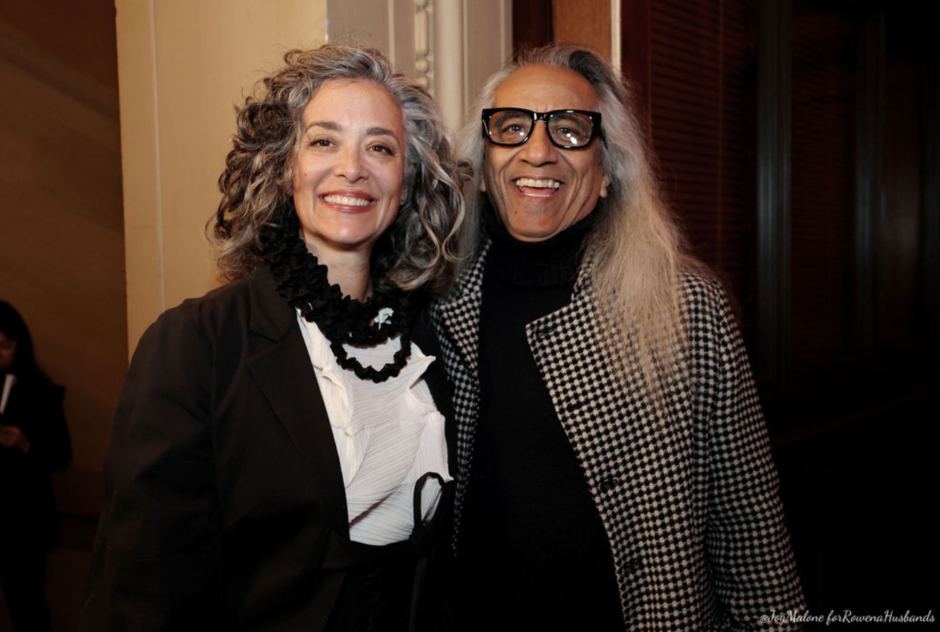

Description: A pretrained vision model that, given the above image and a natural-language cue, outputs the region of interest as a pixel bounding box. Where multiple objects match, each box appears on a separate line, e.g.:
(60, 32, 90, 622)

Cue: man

(433, 45, 805, 630)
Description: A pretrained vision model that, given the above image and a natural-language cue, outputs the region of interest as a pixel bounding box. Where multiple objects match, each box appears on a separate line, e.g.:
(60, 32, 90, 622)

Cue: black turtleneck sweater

(455, 212, 624, 630)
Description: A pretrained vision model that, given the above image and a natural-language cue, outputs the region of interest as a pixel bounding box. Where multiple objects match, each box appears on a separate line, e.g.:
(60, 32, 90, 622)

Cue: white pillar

(432, 0, 465, 131)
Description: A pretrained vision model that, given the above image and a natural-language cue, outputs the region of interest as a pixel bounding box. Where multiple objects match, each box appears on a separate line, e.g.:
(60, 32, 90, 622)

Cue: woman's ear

(480, 179, 487, 193)
(600, 174, 611, 198)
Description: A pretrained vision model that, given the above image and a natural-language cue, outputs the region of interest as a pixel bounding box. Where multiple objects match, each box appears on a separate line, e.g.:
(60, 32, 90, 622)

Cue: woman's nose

(335, 146, 367, 181)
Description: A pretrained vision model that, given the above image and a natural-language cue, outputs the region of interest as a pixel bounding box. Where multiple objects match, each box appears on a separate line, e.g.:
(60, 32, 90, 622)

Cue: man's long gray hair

(458, 44, 703, 392)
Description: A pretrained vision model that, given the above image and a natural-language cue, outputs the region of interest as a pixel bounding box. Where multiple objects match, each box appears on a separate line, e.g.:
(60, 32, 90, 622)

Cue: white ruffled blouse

(297, 312, 452, 546)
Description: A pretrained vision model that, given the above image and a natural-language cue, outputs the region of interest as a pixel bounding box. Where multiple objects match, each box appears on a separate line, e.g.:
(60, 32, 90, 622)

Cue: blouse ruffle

(297, 314, 451, 545)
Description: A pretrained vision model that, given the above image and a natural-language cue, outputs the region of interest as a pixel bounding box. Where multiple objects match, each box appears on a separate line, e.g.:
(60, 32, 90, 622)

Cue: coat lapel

(436, 246, 488, 392)
(526, 269, 672, 499)
(244, 267, 349, 536)
(432, 245, 489, 523)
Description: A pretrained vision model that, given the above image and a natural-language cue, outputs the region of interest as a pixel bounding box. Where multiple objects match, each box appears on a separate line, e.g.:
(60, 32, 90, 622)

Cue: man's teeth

(322, 195, 372, 206)
(515, 178, 561, 189)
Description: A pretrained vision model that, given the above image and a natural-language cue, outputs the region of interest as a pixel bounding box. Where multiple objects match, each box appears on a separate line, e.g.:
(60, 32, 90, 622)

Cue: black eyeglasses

(482, 108, 603, 149)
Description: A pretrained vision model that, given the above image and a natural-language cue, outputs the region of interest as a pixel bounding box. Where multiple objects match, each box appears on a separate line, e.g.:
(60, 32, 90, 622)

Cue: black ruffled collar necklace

(260, 207, 413, 383)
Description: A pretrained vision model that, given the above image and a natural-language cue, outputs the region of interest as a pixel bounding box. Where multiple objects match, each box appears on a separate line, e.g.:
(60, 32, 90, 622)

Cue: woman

(433, 45, 804, 629)
(0, 301, 71, 632)
(81, 46, 466, 631)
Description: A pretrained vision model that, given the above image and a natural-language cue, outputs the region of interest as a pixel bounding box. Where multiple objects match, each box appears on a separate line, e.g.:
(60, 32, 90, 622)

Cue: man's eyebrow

(303, 121, 398, 139)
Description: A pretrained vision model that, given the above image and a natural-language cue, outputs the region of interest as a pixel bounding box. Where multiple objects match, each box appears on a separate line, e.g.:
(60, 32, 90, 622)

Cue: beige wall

(0, 13, 126, 472)
(116, 0, 329, 351)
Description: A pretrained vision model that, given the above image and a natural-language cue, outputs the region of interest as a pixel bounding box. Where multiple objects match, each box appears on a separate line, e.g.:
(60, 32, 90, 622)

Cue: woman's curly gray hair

(212, 45, 467, 297)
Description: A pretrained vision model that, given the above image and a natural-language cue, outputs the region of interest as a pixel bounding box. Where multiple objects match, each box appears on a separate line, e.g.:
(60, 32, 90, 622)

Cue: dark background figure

(0, 302, 72, 632)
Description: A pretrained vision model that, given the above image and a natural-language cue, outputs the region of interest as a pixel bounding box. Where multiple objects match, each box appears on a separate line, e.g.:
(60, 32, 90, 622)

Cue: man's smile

(514, 177, 562, 198)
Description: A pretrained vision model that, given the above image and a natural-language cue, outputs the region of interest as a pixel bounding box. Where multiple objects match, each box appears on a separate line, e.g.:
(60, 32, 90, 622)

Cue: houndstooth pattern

(430, 243, 490, 547)
(431, 245, 805, 631)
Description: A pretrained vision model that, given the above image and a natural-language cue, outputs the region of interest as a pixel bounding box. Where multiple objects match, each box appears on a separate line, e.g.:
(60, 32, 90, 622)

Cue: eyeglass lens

(487, 110, 595, 148)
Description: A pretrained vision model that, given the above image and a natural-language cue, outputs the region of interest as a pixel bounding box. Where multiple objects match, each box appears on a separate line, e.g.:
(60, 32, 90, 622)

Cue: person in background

(0, 301, 72, 632)
(433, 44, 805, 630)
(81, 45, 467, 631)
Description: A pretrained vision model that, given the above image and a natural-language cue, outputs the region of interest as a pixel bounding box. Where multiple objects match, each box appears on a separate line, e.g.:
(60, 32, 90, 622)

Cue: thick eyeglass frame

(481, 107, 603, 150)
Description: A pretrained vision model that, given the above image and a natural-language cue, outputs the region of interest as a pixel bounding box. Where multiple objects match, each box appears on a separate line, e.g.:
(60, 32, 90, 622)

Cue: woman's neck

(308, 246, 372, 301)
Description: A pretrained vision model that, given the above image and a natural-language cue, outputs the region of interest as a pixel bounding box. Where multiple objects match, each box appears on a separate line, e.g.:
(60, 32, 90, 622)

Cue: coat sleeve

(80, 307, 224, 631)
(8, 382, 72, 470)
(692, 279, 806, 629)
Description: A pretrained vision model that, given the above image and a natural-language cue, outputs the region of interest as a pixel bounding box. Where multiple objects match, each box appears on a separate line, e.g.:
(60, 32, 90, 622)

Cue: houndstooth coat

(430, 245, 806, 631)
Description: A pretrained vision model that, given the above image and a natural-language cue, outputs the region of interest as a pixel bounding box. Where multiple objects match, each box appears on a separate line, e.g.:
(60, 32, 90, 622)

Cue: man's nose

(519, 121, 558, 166)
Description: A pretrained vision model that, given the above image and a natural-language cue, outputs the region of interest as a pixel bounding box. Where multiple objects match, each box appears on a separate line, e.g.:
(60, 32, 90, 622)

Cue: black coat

(80, 266, 454, 631)
(0, 375, 70, 552)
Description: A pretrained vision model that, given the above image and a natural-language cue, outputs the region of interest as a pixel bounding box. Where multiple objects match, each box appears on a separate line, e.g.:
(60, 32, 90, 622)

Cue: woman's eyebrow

(303, 121, 398, 139)
(366, 126, 399, 138)
(304, 120, 340, 132)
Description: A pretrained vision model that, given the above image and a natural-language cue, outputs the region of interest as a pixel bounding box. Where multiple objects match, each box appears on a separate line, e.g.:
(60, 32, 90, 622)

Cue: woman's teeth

(322, 195, 372, 206)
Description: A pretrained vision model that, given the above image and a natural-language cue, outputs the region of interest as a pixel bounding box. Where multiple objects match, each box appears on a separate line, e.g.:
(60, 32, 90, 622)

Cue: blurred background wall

(1, 2, 125, 625)
(0, 0, 936, 629)
(0, 0, 125, 478)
